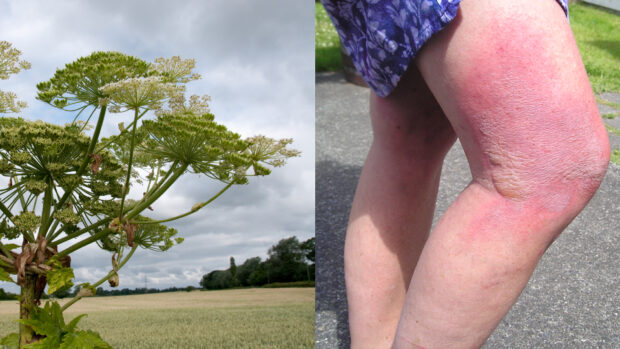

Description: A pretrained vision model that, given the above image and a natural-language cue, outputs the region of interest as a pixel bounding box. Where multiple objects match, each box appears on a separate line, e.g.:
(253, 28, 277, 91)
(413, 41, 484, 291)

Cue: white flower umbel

(1, 41, 30, 114)
(0, 41, 31, 80)
(155, 94, 211, 116)
(99, 76, 182, 112)
(0, 90, 27, 113)
(152, 56, 201, 83)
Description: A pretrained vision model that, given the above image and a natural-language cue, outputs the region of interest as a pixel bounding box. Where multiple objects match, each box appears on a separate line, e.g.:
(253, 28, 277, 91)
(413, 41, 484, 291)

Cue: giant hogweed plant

(0, 42, 299, 348)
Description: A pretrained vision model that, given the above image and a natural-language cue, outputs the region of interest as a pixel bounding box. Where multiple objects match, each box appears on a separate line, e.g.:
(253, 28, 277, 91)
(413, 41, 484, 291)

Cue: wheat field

(0, 288, 315, 348)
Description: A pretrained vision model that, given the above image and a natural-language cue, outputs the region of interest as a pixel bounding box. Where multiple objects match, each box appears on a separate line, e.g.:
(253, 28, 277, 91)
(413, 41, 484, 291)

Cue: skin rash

(443, 14, 609, 214)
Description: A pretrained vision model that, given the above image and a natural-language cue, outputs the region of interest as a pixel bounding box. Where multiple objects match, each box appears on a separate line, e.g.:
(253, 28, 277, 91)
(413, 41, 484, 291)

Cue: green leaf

(2, 244, 19, 251)
(0, 332, 19, 349)
(65, 314, 87, 333)
(0, 268, 14, 283)
(46, 267, 75, 295)
(59, 330, 112, 349)
(19, 302, 65, 339)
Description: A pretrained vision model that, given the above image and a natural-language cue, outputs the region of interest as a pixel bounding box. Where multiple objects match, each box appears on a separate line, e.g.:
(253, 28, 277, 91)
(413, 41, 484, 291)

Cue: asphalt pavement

(315, 72, 620, 349)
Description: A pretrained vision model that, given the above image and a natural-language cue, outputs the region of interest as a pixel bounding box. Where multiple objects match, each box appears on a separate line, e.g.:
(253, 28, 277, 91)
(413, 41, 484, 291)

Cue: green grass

(611, 149, 620, 166)
(315, 2, 343, 72)
(0, 288, 314, 348)
(570, 3, 620, 93)
(315, 2, 620, 94)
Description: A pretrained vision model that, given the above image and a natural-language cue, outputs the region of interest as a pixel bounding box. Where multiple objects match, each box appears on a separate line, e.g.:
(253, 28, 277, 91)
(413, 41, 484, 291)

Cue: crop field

(0, 288, 315, 348)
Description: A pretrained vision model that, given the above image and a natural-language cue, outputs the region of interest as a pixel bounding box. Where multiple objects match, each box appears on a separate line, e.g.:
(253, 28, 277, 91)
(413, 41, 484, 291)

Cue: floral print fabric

(321, 0, 569, 97)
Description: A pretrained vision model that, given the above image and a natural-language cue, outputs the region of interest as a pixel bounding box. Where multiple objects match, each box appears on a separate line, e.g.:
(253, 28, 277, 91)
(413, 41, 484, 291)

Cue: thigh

(415, 0, 609, 203)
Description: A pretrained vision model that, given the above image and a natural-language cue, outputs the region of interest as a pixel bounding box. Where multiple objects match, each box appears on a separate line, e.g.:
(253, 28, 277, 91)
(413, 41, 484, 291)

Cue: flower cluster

(99, 76, 182, 112)
(0, 41, 31, 80)
(139, 112, 250, 181)
(0, 41, 30, 114)
(156, 94, 211, 116)
(36, 51, 152, 111)
(244, 136, 301, 175)
(151, 56, 201, 83)
(0, 90, 28, 113)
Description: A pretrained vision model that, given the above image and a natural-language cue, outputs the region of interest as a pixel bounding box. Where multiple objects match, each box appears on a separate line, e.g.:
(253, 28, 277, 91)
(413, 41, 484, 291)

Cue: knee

(483, 118, 610, 214)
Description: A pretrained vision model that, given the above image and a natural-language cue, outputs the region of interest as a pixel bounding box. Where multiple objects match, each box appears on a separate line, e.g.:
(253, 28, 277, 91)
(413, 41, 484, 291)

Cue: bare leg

(346, 67, 456, 348)
(393, 0, 610, 348)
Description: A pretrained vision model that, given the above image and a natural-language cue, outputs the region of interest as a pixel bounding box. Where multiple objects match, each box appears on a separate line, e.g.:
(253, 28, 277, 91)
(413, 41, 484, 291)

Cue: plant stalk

(118, 108, 140, 219)
(19, 273, 38, 348)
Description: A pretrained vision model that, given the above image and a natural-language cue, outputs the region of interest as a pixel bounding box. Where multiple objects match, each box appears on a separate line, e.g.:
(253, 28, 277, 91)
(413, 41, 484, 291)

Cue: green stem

(50, 218, 111, 247)
(0, 200, 14, 222)
(142, 161, 177, 200)
(118, 108, 139, 218)
(125, 163, 188, 220)
(38, 178, 54, 239)
(135, 182, 233, 224)
(61, 245, 137, 312)
(94, 108, 148, 153)
(54, 228, 110, 261)
(52, 165, 185, 257)
(54, 106, 106, 214)
(19, 274, 37, 347)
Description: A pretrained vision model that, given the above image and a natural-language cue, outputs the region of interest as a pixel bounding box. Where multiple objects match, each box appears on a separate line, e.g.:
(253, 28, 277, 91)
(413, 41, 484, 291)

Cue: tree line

(200, 236, 315, 290)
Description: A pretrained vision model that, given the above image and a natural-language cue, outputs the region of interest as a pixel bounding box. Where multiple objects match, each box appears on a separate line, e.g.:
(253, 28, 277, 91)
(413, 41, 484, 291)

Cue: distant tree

(200, 270, 232, 290)
(237, 257, 261, 286)
(229, 257, 239, 287)
(300, 237, 316, 281)
(267, 237, 306, 282)
(248, 262, 269, 286)
(300, 237, 315, 263)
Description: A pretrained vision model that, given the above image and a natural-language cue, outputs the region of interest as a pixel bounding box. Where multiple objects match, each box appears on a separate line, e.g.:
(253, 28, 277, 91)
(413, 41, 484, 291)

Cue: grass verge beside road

(315, 2, 342, 72)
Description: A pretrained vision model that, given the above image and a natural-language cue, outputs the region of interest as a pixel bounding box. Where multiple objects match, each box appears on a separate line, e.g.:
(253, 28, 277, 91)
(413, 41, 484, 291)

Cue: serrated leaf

(0, 268, 14, 283)
(19, 302, 65, 338)
(65, 314, 87, 333)
(0, 332, 19, 349)
(46, 267, 74, 295)
(59, 330, 112, 349)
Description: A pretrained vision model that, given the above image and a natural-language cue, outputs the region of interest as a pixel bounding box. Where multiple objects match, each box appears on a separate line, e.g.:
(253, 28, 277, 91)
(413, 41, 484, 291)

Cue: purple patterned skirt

(321, 0, 569, 97)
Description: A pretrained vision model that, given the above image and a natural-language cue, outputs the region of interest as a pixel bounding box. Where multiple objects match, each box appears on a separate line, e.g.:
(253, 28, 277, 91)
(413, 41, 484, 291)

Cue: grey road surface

(316, 72, 620, 349)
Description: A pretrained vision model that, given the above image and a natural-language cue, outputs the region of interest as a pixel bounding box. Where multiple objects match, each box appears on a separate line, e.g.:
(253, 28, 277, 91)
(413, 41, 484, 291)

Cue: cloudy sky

(0, 0, 314, 293)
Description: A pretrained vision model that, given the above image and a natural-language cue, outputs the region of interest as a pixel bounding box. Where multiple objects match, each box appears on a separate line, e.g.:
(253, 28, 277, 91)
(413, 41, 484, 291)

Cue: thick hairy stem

(118, 108, 139, 218)
(19, 273, 38, 348)
(61, 245, 137, 312)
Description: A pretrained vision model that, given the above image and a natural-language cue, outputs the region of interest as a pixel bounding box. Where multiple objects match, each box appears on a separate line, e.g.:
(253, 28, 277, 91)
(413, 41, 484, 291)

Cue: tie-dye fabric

(321, 0, 569, 97)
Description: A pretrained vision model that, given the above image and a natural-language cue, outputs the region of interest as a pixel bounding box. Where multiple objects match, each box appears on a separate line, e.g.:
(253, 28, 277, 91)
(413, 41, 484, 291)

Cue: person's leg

(346, 67, 456, 348)
(392, 0, 610, 348)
